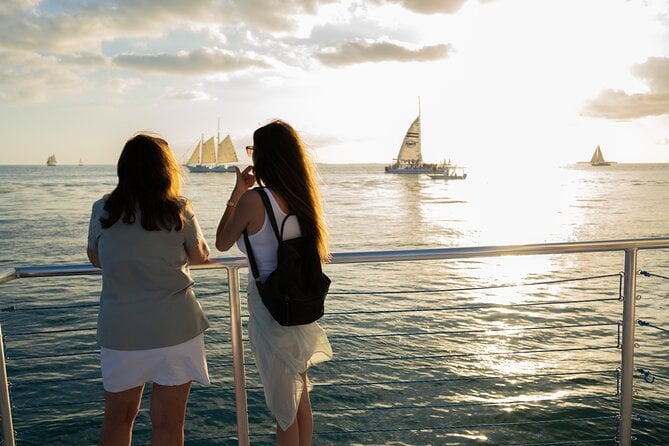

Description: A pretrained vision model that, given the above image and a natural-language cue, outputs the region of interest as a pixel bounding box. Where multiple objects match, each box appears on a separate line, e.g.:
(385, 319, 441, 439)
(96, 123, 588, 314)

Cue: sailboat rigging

(185, 119, 239, 173)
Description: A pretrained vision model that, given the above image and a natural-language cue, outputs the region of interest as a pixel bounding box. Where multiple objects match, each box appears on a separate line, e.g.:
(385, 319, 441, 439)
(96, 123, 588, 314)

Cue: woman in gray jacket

(87, 133, 210, 446)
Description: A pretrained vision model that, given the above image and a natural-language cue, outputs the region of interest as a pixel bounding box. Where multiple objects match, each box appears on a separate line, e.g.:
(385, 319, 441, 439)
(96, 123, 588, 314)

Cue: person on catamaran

(215, 120, 333, 446)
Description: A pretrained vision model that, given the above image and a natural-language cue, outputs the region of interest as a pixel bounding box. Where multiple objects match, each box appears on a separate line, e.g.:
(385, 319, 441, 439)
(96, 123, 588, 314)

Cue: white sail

(187, 141, 201, 165)
(590, 145, 609, 166)
(396, 116, 422, 163)
(217, 134, 238, 163)
(200, 137, 216, 164)
(185, 123, 239, 172)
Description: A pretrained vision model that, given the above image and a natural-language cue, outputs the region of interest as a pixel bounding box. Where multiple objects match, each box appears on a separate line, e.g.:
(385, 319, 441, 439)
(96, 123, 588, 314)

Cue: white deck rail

(1, 237, 668, 445)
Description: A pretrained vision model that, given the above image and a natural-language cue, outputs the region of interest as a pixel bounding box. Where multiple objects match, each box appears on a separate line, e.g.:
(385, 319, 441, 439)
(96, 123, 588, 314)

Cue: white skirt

(247, 282, 333, 430)
(101, 333, 210, 393)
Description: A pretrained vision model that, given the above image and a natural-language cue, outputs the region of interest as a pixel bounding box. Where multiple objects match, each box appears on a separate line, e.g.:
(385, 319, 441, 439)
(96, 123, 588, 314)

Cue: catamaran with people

(385, 105, 462, 176)
(185, 120, 239, 173)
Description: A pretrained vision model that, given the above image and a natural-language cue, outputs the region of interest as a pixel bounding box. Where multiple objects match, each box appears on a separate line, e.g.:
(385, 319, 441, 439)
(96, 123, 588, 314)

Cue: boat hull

(385, 164, 449, 174)
(428, 173, 467, 180)
(186, 164, 236, 173)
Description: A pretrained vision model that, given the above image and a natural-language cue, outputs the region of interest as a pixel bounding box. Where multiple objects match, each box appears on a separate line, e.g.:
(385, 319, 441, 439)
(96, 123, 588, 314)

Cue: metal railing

(1, 237, 668, 445)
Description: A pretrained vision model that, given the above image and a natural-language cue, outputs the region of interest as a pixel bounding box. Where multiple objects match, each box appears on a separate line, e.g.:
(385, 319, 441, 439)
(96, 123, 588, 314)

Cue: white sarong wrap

(247, 281, 333, 430)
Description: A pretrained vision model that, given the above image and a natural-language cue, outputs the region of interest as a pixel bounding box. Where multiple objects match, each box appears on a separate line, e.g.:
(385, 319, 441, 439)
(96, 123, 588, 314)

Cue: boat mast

(417, 96, 422, 163)
(200, 133, 204, 164)
(216, 117, 220, 164)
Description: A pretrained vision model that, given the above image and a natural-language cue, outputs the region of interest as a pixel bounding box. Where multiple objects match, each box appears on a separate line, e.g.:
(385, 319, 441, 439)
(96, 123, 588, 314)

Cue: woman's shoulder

(177, 196, 196, 219)
(91, 195, 108, 211)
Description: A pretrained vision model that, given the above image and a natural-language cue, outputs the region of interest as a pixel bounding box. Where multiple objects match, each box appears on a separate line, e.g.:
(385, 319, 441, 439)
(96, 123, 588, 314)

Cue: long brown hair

(252, 120, 329, 262)
(101, 133, 186, 231)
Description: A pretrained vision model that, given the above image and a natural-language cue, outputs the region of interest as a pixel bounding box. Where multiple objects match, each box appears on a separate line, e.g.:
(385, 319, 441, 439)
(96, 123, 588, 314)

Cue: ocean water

(0, 163, 668, 445)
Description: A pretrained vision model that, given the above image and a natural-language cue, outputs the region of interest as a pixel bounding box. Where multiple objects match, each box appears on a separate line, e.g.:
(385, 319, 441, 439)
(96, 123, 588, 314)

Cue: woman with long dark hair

(215, 120, 332, 445)
(87, 133, 211, 445)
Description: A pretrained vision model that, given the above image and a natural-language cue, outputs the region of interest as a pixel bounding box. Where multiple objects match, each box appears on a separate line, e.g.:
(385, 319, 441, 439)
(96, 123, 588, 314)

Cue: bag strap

(242, 188, 291, 282)
(256, 188, 282, 241)
(242, 230, 261, 282)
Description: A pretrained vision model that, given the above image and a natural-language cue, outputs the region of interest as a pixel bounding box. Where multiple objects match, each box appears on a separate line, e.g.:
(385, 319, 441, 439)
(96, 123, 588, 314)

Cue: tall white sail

(200, 137, 216, 164)
(590, 145, 609, 165)
(396, 116, 422, 163)
(187, 141, 201, 165)
(217, 134, 238, 163)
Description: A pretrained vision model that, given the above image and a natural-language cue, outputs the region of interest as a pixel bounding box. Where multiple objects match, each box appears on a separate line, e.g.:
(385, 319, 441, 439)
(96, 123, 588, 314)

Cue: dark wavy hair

(101, 133, 186, 231)
(252, 120, 329, 262)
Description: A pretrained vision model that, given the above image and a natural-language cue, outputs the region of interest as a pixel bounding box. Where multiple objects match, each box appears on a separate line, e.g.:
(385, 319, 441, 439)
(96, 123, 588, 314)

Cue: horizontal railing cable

(308, 394, 619, 414)
(308, 369, 617, 389)
(324, 345, 617, 364)
(204, 343, 619, 369)
(637, 319, 669, 333)
(639, 270, 669, 281)
(328, 273, 622, 296)
(327, 321, 618, 340)
(327, 297, 619, 317)
(308, 415, 618, 436)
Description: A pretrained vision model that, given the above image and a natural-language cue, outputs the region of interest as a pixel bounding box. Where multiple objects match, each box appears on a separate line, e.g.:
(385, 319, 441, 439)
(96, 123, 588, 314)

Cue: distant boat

(590, 145, 611, 166)
(78, 159, 83, 167)
(384, 111, 454, 175)
(46, 154, 57, 166)
(185, 119, 239, 173)
(428, 164, 467, 180)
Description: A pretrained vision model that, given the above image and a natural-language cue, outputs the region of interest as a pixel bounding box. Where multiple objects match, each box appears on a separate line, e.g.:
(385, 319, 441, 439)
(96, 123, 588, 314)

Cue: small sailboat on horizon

(46, 154, 57, 166)
(185, 119, 239, 173)
(590, 145, 611, 166)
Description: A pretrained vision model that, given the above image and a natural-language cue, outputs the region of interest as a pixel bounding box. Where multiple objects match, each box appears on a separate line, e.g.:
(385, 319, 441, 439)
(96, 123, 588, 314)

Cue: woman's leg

(276, 373, 313, 446)
(149, 381, 192, 446)
(99, 385, 144, 446)
(296, 372, 313, 446)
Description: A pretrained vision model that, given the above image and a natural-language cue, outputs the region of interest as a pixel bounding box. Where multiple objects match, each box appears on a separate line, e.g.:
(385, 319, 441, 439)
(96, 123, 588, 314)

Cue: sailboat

(590, 145, 611, 166)
(46, 154, 57, 166)
(385, 102, 457, 175)
(185, 120, 239, 173)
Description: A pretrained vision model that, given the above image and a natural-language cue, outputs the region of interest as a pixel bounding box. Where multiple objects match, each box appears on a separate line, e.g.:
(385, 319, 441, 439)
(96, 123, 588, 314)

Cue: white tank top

(237, 188, 301, 281)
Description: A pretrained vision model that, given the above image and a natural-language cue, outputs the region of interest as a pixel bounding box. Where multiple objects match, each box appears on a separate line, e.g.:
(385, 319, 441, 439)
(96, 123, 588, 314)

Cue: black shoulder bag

(242, 188, 330, 326)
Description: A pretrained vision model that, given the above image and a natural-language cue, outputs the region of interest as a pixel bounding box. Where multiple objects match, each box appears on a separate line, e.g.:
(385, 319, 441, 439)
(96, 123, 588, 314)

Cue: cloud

(315, 40, 453, 67)
(113, 47, 270, 75)
(0, 0, 338, 54)
(164, 90, 212, 101)
(109, 77, 143, 93)
(59, 52, 109, 67)
(376, 0, 470, 14)
(582, 57, 669, 119)
(0, 50, 86, 102)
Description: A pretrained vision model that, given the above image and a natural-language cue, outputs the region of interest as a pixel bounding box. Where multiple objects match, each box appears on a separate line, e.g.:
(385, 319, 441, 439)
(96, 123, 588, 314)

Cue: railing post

(0, 322, 16, 446)
(227, 267, 250, 446)
(619, 248, 638, 446)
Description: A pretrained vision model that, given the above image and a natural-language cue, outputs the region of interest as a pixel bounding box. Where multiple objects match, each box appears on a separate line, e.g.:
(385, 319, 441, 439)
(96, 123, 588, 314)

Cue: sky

(0, 0, 668, 167)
